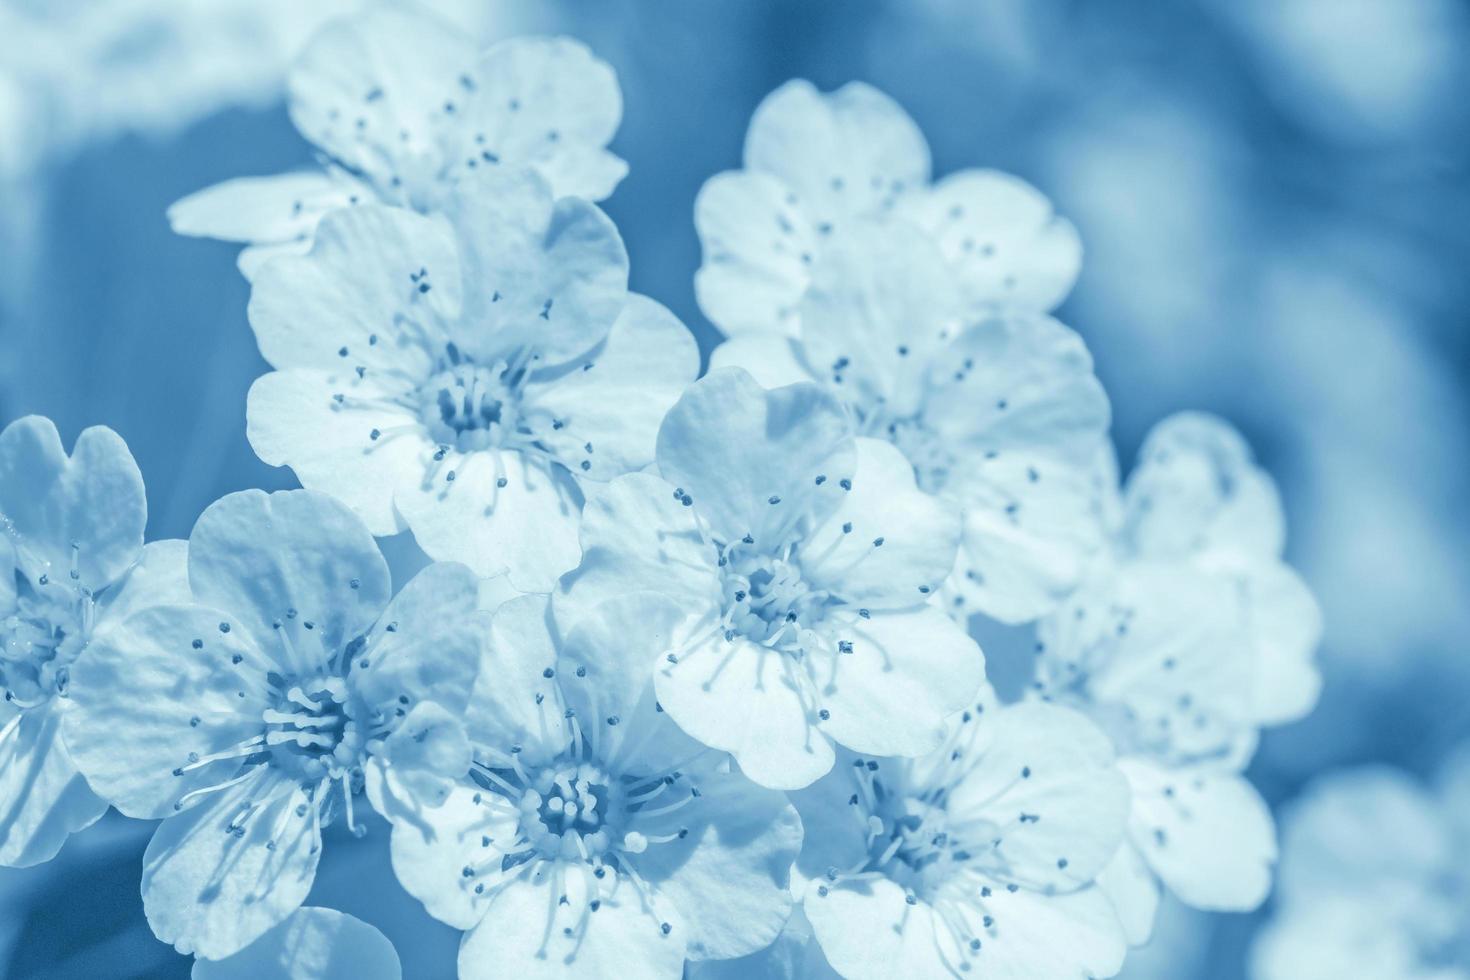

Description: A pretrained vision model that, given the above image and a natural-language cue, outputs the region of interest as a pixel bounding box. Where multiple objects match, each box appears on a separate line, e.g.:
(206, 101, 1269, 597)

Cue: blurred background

(2, 0, 1467, 976)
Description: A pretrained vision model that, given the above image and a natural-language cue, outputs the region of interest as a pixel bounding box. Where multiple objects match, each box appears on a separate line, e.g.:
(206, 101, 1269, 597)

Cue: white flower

(191, 906, 401, 980)
(382, 590, 803, 980)
(794, 688, 1130, 980)
(169, 6, 625, 279)
(243, 167, 696, 591)
(694, 78, 1080, 337)
(1036, 413, 1322, 940)
(0, 415, 187, 867)
(1250, 753, 1470, 980)
(711, 219, 1111, 623)
(557, 368, 984, 789)
(62, 488, 484, 959)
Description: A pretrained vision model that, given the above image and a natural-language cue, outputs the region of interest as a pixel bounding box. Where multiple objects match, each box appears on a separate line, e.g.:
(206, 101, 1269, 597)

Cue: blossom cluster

(2, 6, 1325, 978)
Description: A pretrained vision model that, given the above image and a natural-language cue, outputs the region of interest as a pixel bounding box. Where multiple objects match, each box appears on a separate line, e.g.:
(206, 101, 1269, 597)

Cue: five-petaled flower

(792, 686, 1130, 980)
(169, 6, 626, 279)
(694, 78, 1081, 337)
(1035, 413, 1323, 944)
(710, 218, 1111, 624)
(383, 590, 804, 980)
(0, 415, 187, 867)
(63, 488, 484, 959)
(557, 368, 985, 790)
(244, 166, 697, 591)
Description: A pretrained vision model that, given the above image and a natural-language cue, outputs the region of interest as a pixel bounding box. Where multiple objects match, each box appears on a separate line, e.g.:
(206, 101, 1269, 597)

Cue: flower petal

(555, 472, 719, 632)
(191, 907, 402, 980)
(657, 631, 834, 791)
(523, 294, 698, 481)
(0, 416, 145, 592)
(1095, 842, 1161, 947)
(947, 702, 1130, 889)
(142, 775, 322, 959)
(187, 490, 391, 674)
(287, 7, 475, 189)
(924, 314, 1108, 462)
(952, 879, 1128, 980)
(248, 204, 457, 376)
(0, 536, 15, 612)
(458, 867, 686, 980)
(708, 331, 816, 389)
(94, 537, 193, 628)
(384, 781, 521, 930)
(448, 168, 628, 366)
(807, 872, 1125, 980)
(365, 701, 473, 819)
(64, 603, 272, 819)
(685, 907, 837, 980)
(923, 314, 1110, 622)
(655, 369, 855, 547)
(393, 447, 582, 592)
(239, 240, 315, 282)
(1039, 562, 1255, 760)
(808, 606, 982, 759)
(1122, 411, 1286, 562)
(0, 703, 107, 867)
(350, 561, 482, 718)
(557, 592, 699, 764)
(744, 80, 930, 231)
(802, 437, 961, 606)
(460, 36, 626, 201)
(900, 169, 1082, 314)
(466, 594, 567, 764)
(1240, 559, 1322, 727)
(803, 877, 955, 980)
(1122, 758, 1276, 912)
(633, 757, 802, 961)
(168, 173, 354, 247)
(787, 749, 871, 892)
(798, 219, 962, 417)
(246, 369, 430, 536)
(693, 171, 817, 337)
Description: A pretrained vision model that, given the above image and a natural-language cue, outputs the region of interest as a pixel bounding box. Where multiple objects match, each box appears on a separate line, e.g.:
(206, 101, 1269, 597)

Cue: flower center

(841, 758, 982, 899)
(163, 621, 406, 844)
(459, 685, 710, 945)
(2, 568, 94, 710)
(514, 761, 622, 861)
(721, 548, 830, 645)
(262, 674, 368, 780)
(419, 359, 524, 452)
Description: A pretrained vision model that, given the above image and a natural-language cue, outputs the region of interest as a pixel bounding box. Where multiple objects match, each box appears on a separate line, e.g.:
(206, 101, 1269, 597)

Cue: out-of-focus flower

(1250, 752, 1470, 980)
(244, 168, 696, 590)
(711, 219, 1110, 624)
(191, 906, 401, 980)
(0, 415, 187, 867)
(0, 0, 358, 179)
(557, 368, 984, 790)
(62, 488, 483, 959)
(383, 590, 803, 980)
(169, 7, 624, 279)
(695, 79, 1080, 337)
(792, 687, 1129, 979)
(1037, 413, 1322, 942)
(1215, 0, 1470, 145)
